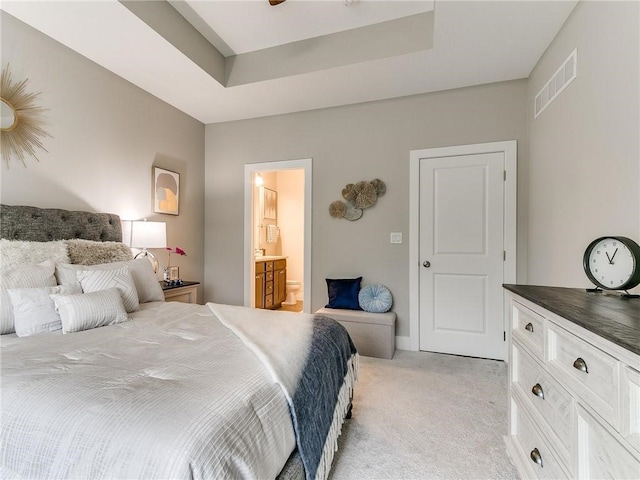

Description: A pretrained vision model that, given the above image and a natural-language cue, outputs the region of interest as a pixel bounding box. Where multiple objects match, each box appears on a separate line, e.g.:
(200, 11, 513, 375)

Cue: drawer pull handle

(573, 357, 589, 373)
(524, 322, 534, 333)
(530, 448, 543, 468)
(531, 383, 545, 400)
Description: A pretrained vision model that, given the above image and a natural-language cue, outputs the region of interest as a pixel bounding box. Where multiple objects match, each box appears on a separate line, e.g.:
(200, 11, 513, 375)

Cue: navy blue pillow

(325, 277, 362, 310)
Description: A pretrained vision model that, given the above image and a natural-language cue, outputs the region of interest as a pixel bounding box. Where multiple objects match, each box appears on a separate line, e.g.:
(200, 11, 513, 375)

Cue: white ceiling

(1, 0, 578, 124)
(171, 0, 435, 56)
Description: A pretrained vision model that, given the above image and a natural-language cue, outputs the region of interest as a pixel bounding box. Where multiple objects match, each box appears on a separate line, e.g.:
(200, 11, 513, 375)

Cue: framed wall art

(165, 266, 180, 281)
(263, 188, 277, 220)
(153, 166, 180, 215)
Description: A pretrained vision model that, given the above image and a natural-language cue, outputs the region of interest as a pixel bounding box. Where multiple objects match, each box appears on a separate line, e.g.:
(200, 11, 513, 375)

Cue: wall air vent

(534, 48, 577, 118)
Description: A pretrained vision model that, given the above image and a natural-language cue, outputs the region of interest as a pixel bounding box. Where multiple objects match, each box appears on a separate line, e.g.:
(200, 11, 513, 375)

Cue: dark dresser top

(503, 285, 640, 357)
(161, 281, 200, 291)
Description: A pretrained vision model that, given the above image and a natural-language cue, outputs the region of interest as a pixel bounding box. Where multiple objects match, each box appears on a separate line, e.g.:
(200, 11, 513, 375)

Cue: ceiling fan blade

(269, 0, 286, 5)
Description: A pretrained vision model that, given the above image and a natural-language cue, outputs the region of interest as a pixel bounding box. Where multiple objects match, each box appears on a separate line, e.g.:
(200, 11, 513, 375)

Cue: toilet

(283, 280, 301, 305)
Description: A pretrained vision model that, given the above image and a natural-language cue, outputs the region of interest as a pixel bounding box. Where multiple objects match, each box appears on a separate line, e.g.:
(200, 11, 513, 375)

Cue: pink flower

(166, 247, 187, 267)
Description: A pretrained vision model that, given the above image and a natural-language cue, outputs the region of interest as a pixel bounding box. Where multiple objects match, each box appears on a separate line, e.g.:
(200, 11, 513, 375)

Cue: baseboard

(395, 335, 414, 351)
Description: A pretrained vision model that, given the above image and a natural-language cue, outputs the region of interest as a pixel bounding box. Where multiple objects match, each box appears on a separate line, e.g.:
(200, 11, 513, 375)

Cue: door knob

(423, 260, 431, 268)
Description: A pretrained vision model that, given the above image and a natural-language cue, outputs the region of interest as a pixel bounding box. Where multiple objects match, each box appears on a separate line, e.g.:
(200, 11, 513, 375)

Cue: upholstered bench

(315, 308, 396, 359)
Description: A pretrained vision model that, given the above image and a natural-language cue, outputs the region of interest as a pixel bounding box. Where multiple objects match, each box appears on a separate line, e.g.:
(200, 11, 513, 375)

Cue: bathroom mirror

(1, 65, 50, 167)
(0, 98, 17, 130)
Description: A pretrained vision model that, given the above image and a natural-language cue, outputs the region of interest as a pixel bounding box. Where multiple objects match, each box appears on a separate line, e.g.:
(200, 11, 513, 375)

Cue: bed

(0, 204, 358, 480)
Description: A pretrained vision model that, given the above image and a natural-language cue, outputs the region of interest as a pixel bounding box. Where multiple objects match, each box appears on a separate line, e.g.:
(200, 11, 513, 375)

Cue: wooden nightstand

(161, 281, 200, 304)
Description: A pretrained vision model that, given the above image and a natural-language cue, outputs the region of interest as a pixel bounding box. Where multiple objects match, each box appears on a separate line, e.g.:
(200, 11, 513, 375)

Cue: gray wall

(7, 0, 635, 337)
(0, 13, 206, 295)
(205, 80, 528, 338)
(205, 0, 640, 339)
(527, 1, 640, 291)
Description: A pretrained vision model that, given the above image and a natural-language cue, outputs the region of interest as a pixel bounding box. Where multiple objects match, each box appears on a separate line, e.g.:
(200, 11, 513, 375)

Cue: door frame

(243, 158, 312, 312)
(408, 141, 517, 356)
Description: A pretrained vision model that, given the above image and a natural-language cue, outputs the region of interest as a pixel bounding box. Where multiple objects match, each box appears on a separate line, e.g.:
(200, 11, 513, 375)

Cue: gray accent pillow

(51, 288, 130, 334)
(64, 239, 133, 266)
(9, 284, 82, 337)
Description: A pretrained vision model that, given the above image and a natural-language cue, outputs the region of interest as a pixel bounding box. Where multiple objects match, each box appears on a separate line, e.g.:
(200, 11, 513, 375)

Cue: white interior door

(418, 151, 505, 359)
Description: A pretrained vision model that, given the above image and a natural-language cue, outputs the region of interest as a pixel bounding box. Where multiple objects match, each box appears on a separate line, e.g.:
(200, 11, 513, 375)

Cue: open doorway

(243, 159, 312, 313)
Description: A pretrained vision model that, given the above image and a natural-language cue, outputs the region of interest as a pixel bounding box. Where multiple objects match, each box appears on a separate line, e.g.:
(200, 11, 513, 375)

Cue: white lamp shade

(127, 221, 167, 249)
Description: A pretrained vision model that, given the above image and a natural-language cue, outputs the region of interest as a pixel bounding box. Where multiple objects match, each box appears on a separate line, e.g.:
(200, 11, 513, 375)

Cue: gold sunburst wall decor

(1, 64, 51, 167)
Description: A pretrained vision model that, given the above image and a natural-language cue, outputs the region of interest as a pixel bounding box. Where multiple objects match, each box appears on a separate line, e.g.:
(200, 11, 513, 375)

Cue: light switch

(390, 232, 402, 244)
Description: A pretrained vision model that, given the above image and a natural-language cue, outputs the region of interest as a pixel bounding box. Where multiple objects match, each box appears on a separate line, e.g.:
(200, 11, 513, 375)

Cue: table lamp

(125, 220, 167, 273)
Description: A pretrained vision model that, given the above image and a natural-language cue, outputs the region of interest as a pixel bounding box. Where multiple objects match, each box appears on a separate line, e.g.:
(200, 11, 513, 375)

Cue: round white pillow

(358, 284, 392, 313)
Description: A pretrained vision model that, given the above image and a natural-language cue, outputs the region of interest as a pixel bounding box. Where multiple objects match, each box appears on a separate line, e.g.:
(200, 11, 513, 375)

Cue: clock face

(586, 238, 637, 289)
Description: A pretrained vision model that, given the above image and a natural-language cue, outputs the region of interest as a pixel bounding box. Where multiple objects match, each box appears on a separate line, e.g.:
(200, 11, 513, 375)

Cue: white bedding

(1, 301, 296, 479)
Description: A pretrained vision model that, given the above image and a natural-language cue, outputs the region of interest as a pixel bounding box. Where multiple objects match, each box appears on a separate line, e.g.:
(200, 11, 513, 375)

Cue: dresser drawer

(577, 405, 640, 479)
(513, 342, 573, 465)
(510, 396, 569, 479)
(512, 300, 545, 360)
(621, 366, 640, 453)
(265, 294, 273, 308)
(274, 259, 286, 270)
(547, 323, 619, 429)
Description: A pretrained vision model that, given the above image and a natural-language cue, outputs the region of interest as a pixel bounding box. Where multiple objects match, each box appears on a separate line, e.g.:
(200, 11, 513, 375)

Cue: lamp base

(134, 250, 159, 273)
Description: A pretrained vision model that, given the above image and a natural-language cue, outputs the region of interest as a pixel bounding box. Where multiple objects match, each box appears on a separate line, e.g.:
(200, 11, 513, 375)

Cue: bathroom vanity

(503, 285, 639, 479)
(255, 256, 287, 309)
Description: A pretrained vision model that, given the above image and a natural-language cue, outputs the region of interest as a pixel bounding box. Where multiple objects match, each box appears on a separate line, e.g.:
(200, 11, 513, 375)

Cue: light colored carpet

(329, 350, 519, 480)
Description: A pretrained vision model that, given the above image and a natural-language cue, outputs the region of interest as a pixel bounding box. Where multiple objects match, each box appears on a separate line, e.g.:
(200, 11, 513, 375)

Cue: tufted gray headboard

(0, 204, 123, 243)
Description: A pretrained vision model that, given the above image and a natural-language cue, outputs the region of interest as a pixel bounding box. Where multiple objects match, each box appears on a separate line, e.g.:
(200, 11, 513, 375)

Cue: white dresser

(504, 285, 640, 479)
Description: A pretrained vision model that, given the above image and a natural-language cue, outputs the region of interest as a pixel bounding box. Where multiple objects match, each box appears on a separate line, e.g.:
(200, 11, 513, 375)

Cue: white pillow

(0, 260, 57, 335)
(8, 284, 82, 337)
(77, 266, 139, 313)
(127, 258, 165, 303)
(0, 239, 70, 270)
(57, 258, 164, 303)
(50, 288, 130, 334)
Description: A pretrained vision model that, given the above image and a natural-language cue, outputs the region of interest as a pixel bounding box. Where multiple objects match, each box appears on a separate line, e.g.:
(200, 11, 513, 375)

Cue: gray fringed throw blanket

(208, 303, 358, 480)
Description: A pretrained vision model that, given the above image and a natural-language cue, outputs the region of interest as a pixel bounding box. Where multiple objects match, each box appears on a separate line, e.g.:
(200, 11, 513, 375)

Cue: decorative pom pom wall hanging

(328, 178, 386, 221)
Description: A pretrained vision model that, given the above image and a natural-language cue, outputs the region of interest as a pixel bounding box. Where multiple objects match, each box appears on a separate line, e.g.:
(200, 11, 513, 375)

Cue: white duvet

(0, 301, 296, 479)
